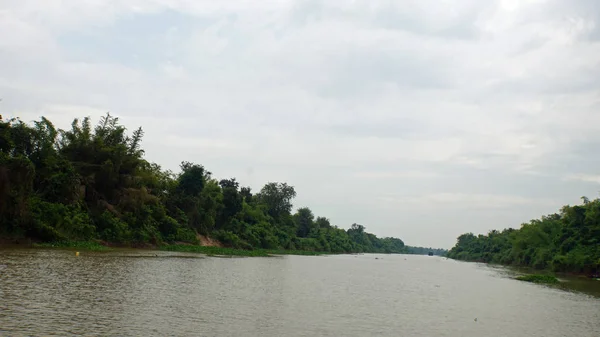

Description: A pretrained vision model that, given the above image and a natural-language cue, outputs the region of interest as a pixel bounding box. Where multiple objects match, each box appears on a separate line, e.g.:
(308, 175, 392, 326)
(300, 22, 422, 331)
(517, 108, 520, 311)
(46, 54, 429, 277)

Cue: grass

(516, 274, 560, 284)
(33, 240, 111, 251)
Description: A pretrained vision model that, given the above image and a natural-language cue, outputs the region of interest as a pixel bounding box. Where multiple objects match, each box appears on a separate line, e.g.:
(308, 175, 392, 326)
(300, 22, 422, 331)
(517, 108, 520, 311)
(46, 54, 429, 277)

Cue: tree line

(447, 197, 600, 275)
(405, 246, 448, 256)
(0, 114, 406, 253)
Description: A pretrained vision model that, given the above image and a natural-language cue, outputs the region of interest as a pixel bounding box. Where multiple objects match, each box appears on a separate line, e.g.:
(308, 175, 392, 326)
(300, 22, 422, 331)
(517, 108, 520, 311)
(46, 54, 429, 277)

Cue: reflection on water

(1, 249, 599, 337)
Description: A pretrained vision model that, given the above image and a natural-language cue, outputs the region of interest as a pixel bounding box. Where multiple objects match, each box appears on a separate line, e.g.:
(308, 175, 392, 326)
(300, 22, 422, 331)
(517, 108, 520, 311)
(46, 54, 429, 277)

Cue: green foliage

(170, 227, 199, 244)
(515, 274, 559, 284)
(294, 207, 315, 238)
(28, 198, 95, 241)
(213, 230, 244, 249)
(0, 114, 406, 255)
(256, 182, 296, 221)
(448, 199, 600, 275)
(160, 244, 329, 257)
(96, 211, 131, 243)
(160, 244, 270, 257)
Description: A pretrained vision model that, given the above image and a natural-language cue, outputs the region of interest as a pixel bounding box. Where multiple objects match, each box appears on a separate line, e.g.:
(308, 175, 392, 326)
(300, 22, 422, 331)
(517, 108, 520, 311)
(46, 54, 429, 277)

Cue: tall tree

(294, 207, 315, 238)
(255, 182, 296, 221)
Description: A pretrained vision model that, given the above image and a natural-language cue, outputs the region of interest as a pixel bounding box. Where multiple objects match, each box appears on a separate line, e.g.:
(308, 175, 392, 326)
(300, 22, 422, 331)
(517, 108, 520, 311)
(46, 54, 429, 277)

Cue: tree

(240, 186, 253, 203)
(255, 182, 296, 220)
(448, 197, 600, 274)
(294, 207, 315, 237)
(315, 216, 332, 229)
(0, 114, 410, 255)
(219, 178, 239, 190)
(177, 162, 206, 197)
(217, 178, 243, 230)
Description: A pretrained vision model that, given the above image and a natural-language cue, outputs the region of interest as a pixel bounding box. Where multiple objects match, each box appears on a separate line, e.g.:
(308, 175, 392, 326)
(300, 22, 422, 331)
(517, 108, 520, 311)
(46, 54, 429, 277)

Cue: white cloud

(1, 0, 600, 247)
(377, 193, 555, 210)
(351, 171, 439, 180)
(565, 174, 600, 184)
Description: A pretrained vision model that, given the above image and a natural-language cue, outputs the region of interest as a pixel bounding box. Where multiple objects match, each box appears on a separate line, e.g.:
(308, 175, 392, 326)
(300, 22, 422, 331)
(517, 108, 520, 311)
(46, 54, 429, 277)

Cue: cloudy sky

(2, 0, 600, 248)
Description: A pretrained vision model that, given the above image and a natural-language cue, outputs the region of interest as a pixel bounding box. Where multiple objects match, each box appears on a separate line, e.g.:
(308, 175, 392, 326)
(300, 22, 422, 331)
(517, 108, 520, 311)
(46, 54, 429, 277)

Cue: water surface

(1, 249, 598, 336)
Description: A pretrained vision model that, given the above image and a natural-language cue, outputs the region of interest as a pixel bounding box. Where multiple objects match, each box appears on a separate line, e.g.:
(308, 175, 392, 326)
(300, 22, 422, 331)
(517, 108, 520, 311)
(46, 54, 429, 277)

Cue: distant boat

(428, 252, 433, 256)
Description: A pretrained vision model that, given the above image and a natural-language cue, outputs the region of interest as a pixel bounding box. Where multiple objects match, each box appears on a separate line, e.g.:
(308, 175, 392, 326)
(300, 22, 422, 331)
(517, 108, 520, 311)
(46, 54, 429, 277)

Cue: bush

(96, 211, 131, 243)
(213, 230, 242, 248)
(240, 222, 280, 249)
(173, 227, 198, 244)
(296, 238, 323, 251)
(28, 199, 95, 241)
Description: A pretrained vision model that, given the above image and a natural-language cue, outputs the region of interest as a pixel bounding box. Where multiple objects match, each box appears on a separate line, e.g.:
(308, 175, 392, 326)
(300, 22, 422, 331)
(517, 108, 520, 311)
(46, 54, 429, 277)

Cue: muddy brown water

(1, 248, 599, 336)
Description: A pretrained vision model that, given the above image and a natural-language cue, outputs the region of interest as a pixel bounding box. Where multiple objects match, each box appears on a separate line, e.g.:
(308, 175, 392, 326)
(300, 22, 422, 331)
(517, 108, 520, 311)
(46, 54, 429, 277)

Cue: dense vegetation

(448, 197, 600, 275)
(0, 114, 407, 254)
(405, 246, 448, 256)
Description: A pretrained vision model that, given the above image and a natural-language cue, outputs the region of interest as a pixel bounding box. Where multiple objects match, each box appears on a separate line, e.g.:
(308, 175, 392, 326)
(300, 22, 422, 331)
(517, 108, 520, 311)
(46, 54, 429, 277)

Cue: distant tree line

(405, 246, 448, 256)
(0, 114, 407, 253)
(448, 197, 600, 275)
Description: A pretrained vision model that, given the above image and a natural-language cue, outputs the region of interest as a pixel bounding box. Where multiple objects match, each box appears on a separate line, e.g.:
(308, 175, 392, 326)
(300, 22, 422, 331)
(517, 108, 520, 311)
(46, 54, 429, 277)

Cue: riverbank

(20, 240, 332, 257)
(466, 260, 600, 297)
(33, 241, 111, 251)
(450, 257, 599, 280)
(515, 274, 559, 284)
(160, 244, 329, 257)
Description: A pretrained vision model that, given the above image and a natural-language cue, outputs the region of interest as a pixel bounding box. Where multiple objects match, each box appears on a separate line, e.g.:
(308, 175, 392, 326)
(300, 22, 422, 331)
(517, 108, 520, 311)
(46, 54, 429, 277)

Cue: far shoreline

(0, 239, 374, 257)
(0, 237, 444, 258)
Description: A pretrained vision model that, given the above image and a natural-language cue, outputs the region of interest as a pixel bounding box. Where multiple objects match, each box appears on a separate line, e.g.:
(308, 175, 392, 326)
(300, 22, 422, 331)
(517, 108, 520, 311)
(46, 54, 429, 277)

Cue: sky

(1, 0, 600, 248)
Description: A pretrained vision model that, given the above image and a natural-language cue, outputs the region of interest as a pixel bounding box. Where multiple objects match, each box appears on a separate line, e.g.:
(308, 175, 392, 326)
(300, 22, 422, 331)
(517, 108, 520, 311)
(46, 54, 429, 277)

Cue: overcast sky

(2, 0, 600, 248)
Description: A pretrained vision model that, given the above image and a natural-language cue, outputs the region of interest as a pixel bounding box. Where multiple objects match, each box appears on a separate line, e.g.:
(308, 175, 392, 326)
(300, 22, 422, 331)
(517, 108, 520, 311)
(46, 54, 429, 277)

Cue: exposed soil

(197, 235, 223, 247)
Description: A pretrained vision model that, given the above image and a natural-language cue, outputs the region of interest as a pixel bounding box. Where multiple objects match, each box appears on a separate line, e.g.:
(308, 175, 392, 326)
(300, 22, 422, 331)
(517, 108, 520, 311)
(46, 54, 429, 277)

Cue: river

(1, 249, 599, 337)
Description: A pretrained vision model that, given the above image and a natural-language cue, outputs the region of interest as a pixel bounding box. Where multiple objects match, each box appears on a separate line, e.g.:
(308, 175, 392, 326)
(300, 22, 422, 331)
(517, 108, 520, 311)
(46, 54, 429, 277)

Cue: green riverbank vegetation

(515, 274, 560, 284)
(160, 244, 330, 257)
(0, 114, 407, 254)
(447, 197, 600, 275)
